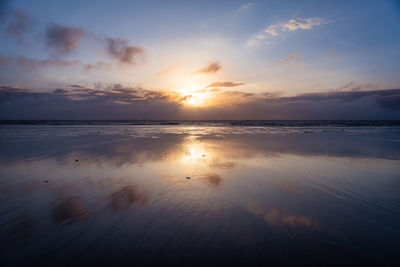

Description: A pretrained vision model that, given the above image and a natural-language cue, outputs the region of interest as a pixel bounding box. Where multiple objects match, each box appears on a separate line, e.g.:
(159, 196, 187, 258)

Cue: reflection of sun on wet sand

(160, 138, 230, 187)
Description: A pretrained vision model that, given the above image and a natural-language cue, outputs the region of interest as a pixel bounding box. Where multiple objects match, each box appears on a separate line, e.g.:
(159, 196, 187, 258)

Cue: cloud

(265, 25, 278, 36)
(1, 86, 399, 120)
(333, 81, 377, 92)
(52, 88, 69, 94)
(0, 55, 11, 66)
(276, 53, 298, 64)
(105, 37, 145, 65)
(157, 65, 181, 77)
(45, 24, 85, 55)
(82, 61, 112, 72)
(238, 2, 253, 10)
(0, 85, 187, 119)
(17, 56, 81, 71)
(206, 81, 244, 88)
(282, 17, 325, 31)
(1, 7, 32, 41)
(0, 0, 33, 42)
(248, 17, 329, 46)
(193, 61, 222, 74)
(326, 49, 336, 56)
(4, 55, 111, 72)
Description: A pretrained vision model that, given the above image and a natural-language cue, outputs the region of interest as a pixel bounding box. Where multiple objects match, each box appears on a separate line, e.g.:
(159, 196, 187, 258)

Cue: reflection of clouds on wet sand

(201, 173, 223, 187)
(163, 172, 224, 188)
(110, 185, 149, 211)
(198, 173, 223, 187)
(247, 202, 320, 228)
(208, 157, 236, 169)
(52, 197, 87, 224)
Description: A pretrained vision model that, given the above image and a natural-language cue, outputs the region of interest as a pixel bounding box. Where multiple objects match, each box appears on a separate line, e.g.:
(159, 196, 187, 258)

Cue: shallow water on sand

(0, 125, 399, 266)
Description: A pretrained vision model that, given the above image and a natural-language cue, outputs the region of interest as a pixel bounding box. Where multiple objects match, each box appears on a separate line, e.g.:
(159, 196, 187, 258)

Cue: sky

(0, 0, 400, 119)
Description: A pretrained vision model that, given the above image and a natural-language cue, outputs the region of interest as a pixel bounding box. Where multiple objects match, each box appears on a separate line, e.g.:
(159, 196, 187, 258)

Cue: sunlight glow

(177, 83, 212, 107)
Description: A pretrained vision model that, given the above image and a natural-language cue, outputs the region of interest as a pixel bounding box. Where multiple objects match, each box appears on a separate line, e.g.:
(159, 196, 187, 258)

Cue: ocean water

(0, 122, 399, 266)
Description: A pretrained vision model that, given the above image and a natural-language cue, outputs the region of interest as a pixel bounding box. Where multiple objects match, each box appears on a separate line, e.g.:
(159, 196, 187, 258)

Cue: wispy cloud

(332, 81, 377, 92)
(45, 24, 85, 55)
(193, 61, 222, 74)
(206, 81, 244, 88)
(157, 65, 182, 77)
(238, 2, 253, 10)
(247, 17, 329, 46)
(265, 25, 278, 36)
(83, 61, 112, 72)
(15, 56, 111, 72)
(282, 17, 325, 32)
(105, 37, 145, 65)
(17, 56, 81, 71)
(276, 53, 298, 64)
(326, 49, 336, 56)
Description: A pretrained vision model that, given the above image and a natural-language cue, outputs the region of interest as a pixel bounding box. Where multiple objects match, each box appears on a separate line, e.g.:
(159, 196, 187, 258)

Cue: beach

(0, 122, 399, 266)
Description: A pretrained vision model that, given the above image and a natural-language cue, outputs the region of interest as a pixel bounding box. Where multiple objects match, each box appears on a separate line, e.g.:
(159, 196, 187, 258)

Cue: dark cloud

(17, 56, 81, 71)
(105, 37, 145, 65)
(0, 0, 32, 42)
(0, 86, 399, 120)
(6, 55, 111, 72)
(206, 81, 244, 88)
(1, 8, 31, 41)
(45, 24, 85, 55)
(53, 88, 69, 94)
(333, 81, 376, 92)
(83, 61, 112, 72)
(68, 84, 89, 89)
(193, 61, 222, 74)
(0, 85, 185, 119)
(0, 55, 11, 66)
(195, 89, 400, 120)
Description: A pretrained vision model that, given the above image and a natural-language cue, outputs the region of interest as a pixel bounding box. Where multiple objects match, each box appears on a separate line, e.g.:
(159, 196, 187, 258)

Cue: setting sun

(183, 91, 211, 106)
(177, 84, 212, 107)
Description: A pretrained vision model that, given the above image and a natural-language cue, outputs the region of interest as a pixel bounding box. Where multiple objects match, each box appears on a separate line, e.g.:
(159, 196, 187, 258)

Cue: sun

(185, 92, 209, 106)
(177, 84, 211, 107)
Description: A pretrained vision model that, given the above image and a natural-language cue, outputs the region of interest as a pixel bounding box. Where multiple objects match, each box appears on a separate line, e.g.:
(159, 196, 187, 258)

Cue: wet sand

(0, 124, 399, 266)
